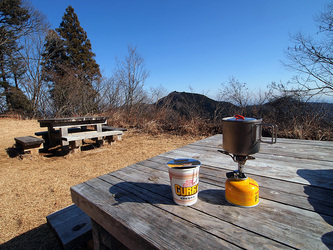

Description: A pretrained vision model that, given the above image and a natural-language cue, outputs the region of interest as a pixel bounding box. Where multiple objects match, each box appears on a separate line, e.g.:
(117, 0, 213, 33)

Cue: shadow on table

(297, 169, 333, 249)
(109, 182, 175, 205)
(198, 189, 230, 206)
(109, 182, 229, 206)
(0, 223, 61, 250)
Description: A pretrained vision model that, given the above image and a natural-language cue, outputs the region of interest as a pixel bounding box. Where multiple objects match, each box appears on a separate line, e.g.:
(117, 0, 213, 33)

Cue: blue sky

(30, 0, 330, 101)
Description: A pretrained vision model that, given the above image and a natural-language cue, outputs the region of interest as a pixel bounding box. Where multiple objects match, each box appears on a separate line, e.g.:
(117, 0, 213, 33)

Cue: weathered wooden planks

(37, 117, 113, 151)
(14, 136, 44, 148)
(46, 204, 92, 250)
(72, 178, 237, 249)
(38, 117, 108, 128)
(61, 131, 123, 142)
(14, 136, 44, 155)
(72, 162, 332, 249)
(161, 138, 333, 189)
(71, 134, 333, 249)
(191, 134, 333, 161)
(136, 156, 333, 217)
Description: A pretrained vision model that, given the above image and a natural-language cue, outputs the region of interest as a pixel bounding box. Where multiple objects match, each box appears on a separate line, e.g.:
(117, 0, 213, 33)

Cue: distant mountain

(310, 102, 333, 118)
(154, 91, 333, 121)
(260, 96, 333, 121)
(155, 91, 236, 119)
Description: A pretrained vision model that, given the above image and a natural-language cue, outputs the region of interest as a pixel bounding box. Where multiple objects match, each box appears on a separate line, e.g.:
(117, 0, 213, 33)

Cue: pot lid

(223, 115, 261, 123)
(167, 158, 201, 168)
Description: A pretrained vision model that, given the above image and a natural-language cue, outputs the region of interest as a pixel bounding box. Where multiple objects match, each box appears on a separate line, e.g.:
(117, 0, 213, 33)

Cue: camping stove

(220, 115, 277, 207)
(219, 151, 260, 207)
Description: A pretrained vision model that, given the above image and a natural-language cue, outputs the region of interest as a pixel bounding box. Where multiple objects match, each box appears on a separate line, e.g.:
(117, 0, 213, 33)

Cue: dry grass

(0, 118, 204, 249)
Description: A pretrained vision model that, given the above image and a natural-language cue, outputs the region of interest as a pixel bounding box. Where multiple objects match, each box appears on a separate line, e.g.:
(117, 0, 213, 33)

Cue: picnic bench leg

(60, 128, 69, 147)
(70, 140, 82, 153)
(60, 128, 70, 154)
(30, 146, 42, 155)
(16, 144, 41, 155)
(104, 135, 123, 145)
(105, 135, 115, 145)
(95, 124, 102, 132)
(94, 137, 104, 147)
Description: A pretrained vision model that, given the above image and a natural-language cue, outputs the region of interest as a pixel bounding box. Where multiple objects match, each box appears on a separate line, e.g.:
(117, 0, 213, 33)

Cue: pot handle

(256, 123, 278, 144)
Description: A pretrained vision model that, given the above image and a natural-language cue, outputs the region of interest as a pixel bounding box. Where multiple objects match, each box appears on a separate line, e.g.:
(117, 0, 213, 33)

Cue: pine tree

(42, 29, 68, 113)
(56, 6, 100, 81)
(43, 5, 101, 116)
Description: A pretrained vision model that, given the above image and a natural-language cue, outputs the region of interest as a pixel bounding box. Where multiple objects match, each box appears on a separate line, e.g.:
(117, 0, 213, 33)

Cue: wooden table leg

(91, 219, 126, 250)
(60, 127, 69, 147)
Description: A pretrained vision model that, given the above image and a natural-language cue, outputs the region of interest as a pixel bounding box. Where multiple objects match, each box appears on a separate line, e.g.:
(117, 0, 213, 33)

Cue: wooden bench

(46, 204, 92, 250)
(14, 136, 44, 155)
(102, 125, 127, 132)
(35, 128, 95, 150)
(61, 131, 124, 152)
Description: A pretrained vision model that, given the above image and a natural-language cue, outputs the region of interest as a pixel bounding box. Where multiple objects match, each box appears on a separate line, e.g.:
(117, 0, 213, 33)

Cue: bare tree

(18, 9, 50, 117)
(0, 0, 50, 116)
(149, 84, 168, 104)
(218, 77, 252, 114)
(97, 76, 122, 112)
(114, 45, 150, 114)
(284, 2, 333, 98)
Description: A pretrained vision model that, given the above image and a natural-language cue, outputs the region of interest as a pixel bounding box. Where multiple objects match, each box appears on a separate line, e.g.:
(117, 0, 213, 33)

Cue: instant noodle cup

(167, 158, 201, 206)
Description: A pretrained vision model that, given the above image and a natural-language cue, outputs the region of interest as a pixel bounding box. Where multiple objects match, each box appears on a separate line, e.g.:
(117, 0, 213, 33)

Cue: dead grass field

(0, 118, 203, 249)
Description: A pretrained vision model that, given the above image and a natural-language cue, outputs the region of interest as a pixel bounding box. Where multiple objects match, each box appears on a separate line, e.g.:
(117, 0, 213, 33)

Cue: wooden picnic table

(37, 116, 110, 151)
(71, 134, 333, 249)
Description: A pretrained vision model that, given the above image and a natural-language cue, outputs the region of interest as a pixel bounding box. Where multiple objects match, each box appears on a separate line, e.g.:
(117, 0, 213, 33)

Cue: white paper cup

(167, 158, 201, 206)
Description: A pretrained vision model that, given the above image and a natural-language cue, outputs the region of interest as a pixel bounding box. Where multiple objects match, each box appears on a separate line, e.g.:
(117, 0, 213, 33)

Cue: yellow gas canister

(225, 177, 259, 207)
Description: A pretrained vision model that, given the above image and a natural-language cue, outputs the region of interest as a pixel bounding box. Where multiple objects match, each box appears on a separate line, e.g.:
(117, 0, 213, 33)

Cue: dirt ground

(0, 118, 203, 249)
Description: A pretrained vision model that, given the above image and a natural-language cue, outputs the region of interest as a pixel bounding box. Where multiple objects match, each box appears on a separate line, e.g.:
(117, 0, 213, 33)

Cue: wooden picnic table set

(66, 116, 333, 249)
(14, 116, 125, 154)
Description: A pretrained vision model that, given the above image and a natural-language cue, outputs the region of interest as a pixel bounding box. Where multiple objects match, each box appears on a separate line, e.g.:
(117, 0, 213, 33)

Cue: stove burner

(218, 150, 255, 179)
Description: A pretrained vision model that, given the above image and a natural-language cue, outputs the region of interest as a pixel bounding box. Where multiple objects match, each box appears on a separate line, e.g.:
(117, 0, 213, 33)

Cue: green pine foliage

(43, 5, 101, 116)
(7, 86, 31, 114)
(56, 6, 100, 81)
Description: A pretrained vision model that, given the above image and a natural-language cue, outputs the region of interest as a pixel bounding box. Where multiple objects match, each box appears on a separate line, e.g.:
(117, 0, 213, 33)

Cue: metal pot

(222, 115, 277, 156)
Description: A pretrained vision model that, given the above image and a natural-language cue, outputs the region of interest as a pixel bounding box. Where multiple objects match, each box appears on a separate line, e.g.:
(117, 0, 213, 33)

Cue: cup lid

(167, 158, 201, 168)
